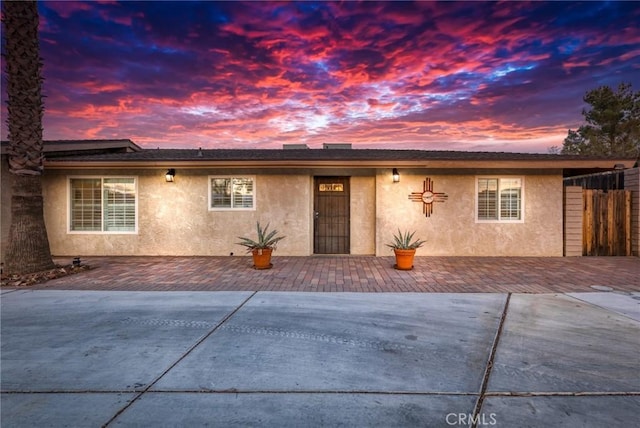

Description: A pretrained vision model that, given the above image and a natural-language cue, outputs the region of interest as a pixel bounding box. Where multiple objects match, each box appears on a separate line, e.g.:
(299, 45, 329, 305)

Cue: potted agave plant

(237, 222, 285, 269)
(386, 229, 426, 270)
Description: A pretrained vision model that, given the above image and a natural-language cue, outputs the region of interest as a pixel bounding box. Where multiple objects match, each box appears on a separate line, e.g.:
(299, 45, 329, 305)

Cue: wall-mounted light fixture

(165, 169, 176, 182)
(392, 168, 400, 183)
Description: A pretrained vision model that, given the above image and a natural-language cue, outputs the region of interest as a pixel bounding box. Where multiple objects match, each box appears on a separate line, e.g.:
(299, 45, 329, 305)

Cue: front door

(314, 176, 350, 254)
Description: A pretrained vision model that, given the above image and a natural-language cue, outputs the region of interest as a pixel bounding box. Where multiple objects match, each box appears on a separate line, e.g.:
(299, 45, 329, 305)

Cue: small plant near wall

(237, 222, 285, 269)
(386, 229, 425, 270)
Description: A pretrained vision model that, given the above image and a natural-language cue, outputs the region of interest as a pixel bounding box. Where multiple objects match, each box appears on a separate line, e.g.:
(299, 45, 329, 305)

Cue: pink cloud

(2, 1, 637, 155)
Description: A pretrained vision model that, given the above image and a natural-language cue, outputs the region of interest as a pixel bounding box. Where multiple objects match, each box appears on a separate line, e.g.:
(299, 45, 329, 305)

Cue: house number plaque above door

(319, 183, 344, 192)
(409, 177, 448, 217)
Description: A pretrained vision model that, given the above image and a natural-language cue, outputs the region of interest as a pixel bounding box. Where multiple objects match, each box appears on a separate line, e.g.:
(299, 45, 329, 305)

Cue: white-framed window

(69, 177, 137, 233)
(476, 177, 524, 222)
(209, 176, 255, 210)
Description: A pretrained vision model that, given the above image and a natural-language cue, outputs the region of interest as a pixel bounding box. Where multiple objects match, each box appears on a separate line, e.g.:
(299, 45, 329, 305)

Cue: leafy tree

(547, 145, 561, 154)
(562, 83, 639, 157)
(2, 0, 55, 274)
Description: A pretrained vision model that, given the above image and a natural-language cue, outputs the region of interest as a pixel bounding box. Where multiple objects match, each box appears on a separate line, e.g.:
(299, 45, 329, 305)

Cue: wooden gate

(583, 189, 631, 256)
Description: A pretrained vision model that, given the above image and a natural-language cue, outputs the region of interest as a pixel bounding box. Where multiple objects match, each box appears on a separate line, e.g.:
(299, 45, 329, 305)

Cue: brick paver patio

(31, 256, 640, 293)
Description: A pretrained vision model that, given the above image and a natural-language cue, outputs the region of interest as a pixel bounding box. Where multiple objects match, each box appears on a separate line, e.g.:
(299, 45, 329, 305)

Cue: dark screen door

(314, 177, 350, 254)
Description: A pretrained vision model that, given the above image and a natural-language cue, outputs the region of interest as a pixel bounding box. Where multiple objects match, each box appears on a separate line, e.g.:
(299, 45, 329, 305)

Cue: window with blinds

(209, 176, 255, 210)
(476, 177, 523, 222)
(70, 178, 137, 232)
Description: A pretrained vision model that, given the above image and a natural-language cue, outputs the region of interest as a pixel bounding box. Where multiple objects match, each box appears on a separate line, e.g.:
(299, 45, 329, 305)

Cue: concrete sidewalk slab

(153, 293, 506, 393)
(1, 393, 134, 427)
(1, 290, 252, 391)
(488, 294, 640, 393)
(112, 393, 476, 427)
(481, 396, 640, 427)
(567, 292, 640, 322)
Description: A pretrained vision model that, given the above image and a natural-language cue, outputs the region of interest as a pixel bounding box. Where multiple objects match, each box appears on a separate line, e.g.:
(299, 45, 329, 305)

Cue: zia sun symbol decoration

(408, 177, 448, 218)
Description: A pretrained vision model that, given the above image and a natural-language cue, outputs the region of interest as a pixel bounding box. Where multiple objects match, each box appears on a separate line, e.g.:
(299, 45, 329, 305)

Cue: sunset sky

(2, 1, 639, 152)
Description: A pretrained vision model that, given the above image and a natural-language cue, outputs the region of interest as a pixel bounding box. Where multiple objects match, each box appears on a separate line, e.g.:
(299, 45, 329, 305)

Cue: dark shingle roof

(2, 139, 141, 157)
(44, 148, 618, 162)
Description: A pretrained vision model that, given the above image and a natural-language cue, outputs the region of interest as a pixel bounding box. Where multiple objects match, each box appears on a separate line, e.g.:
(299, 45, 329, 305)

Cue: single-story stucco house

(1, 140, 638, 262)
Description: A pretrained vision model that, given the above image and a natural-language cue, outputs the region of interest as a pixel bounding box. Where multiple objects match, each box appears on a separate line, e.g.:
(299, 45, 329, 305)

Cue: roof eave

(43, 158, 637, 170)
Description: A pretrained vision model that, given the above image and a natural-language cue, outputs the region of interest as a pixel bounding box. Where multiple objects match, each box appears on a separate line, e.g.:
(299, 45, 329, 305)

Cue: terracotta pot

(394, 248, 416, 270)
(252, 247, 273, 269)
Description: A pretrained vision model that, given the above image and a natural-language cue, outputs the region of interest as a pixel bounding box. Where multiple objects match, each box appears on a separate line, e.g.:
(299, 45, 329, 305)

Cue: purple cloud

(1, 0, 638, 152)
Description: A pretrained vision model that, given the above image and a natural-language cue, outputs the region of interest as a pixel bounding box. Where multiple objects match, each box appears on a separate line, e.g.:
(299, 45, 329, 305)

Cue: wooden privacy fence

(583, 189, 632, 256)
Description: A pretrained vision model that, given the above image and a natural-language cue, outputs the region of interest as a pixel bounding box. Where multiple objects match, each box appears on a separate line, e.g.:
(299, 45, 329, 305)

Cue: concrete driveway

(1, 289, 638, 427)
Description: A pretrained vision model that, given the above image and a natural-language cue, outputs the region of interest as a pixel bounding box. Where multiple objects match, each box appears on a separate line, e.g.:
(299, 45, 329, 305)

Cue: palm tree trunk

(2, 0, 55, 274)
(5, 175, 55, 273)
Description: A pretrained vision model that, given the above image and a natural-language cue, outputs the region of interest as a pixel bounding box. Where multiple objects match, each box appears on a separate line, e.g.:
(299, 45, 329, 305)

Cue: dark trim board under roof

(43, 147, 637, 173)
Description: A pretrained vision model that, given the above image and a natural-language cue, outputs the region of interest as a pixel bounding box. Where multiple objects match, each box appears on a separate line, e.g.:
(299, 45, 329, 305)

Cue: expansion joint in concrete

(100, 291, 258, 427)
(472, 292, 511, 428)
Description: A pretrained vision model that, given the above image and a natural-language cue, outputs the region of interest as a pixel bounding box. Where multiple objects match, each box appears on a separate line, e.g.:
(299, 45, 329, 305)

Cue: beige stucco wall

(350, 176, 376, 255)
(375, 170, 564, 256)
(42, 168, 564, 258)
(43, 169, 313, 257)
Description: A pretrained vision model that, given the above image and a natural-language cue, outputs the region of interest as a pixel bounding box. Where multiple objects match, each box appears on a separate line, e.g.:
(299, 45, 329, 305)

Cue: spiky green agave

(237, 222, 285, 252)
(385, 229, 426, 250)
